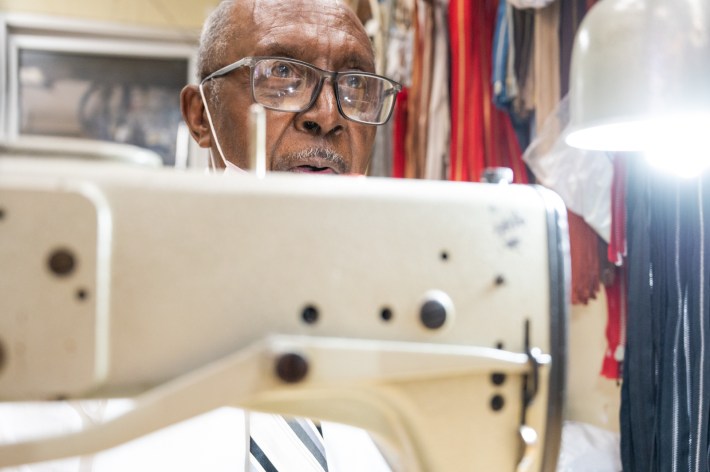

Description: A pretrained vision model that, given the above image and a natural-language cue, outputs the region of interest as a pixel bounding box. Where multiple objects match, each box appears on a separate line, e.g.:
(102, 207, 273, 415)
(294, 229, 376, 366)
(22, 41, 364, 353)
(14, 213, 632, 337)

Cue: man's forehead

(252, 0, 344, 6)
(250, 0, 344, 11)
(231, 0, 373, 68)
(250, 0, 350, 27)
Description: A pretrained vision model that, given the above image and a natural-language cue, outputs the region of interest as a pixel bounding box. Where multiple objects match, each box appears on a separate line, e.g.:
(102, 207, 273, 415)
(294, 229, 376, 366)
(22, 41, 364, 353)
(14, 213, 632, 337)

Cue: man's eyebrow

(341, 53, 376, 71)
(256, 43, 306, 59)
(256, 43, 375, 71)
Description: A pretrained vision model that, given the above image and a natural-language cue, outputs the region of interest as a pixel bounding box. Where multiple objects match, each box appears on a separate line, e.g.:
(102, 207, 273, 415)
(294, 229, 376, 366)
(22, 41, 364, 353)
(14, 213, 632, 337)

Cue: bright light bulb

(645, 148, 709, 178)
(644, 114, 710, 178)
(566, 112, 710, 178)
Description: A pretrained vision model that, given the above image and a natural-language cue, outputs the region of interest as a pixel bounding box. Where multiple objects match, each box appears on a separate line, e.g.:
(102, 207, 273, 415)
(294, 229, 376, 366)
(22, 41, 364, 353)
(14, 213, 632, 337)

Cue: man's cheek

(220, 107, 248, 165)
(264, 118, 292, 158)
(356, 130, 377, 172)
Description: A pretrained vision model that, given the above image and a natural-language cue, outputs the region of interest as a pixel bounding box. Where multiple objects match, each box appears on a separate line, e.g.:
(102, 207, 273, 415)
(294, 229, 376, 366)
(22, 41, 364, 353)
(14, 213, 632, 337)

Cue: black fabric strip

(250, 437, 279, 472)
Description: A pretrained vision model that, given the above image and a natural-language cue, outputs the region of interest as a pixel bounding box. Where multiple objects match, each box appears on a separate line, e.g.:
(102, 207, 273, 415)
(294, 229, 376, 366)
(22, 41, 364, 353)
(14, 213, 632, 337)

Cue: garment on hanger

(449, 0, 527, 183)
(493, 0, 515, 108)
(511, 6, 535, 118)
(424, 0, 451, 180)
(405, 0, 434, 179)
(366, 0, 387, 75)
(492, 0, 534, 152)
(371, 0, 414, 178)
(533, 0, 560, 131)
(392, 86, 409, 178)
(385, 0, 415, 87)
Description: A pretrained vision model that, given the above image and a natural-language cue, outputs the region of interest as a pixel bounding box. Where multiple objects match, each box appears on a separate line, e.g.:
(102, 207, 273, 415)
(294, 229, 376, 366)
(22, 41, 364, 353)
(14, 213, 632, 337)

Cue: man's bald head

(196, 0, 368, 80)
(196, 0, 237, 80)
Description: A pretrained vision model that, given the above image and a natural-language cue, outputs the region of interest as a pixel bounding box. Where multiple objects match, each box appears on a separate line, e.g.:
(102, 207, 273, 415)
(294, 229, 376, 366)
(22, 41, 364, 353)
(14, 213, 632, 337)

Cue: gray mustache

(279, 147, 348, 173)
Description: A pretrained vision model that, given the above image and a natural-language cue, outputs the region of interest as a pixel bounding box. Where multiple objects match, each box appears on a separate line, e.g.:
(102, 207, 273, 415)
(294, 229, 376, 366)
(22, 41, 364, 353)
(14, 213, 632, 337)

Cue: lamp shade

(566, 0, 710, 175)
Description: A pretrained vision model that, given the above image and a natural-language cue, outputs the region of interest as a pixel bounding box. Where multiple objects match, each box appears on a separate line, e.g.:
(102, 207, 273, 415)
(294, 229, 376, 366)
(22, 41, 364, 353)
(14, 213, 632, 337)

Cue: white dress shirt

(0, 402, 392, 471)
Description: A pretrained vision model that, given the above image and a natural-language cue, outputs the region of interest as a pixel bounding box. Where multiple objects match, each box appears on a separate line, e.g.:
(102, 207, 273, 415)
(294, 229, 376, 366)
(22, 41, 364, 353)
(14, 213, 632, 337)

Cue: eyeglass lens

(251, 58, 396, 124)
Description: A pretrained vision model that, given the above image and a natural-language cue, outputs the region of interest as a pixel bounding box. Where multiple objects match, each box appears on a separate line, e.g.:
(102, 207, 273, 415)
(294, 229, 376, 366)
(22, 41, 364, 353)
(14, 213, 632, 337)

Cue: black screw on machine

(48, 248, 77, 277)
(275, 353, 309, 383)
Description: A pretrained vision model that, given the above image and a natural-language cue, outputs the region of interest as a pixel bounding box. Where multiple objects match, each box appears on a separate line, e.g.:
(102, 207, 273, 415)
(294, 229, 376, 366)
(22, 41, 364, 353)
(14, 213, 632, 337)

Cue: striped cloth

(249, 413, 328, 472)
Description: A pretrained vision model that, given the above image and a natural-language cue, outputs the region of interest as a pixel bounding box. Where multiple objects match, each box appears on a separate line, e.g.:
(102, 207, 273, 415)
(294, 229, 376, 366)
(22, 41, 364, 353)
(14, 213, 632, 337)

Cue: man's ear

(180, 84, 212, 148)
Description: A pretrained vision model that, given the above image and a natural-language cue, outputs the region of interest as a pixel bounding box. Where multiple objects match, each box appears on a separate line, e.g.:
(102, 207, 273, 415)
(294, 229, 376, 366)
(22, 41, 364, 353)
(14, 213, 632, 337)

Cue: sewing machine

(0, 154, 569, 471)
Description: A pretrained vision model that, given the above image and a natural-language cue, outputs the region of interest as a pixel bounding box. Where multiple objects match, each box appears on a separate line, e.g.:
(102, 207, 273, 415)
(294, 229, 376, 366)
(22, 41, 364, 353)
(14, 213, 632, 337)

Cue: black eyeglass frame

(200, 56, 402, 126)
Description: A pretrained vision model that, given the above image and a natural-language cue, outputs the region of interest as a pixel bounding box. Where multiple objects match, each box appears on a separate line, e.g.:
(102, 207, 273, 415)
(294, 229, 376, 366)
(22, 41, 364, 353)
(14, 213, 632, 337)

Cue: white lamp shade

(566, 0, 710, 154)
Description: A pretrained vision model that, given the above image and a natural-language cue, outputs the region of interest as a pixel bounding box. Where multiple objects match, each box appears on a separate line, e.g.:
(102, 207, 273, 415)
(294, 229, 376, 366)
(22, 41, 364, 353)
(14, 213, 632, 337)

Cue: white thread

(199, 82, 236, 173)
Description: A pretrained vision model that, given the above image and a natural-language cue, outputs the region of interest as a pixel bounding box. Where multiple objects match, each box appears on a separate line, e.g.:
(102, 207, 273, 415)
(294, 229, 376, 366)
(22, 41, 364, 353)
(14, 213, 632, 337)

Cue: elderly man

(181, 0, 400, 175)
(181, 1, 400, 470)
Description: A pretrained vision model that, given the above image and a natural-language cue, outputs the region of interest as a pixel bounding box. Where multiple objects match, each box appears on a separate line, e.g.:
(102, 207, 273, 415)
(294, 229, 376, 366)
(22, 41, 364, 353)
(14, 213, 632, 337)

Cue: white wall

(1, 0, 217, 29)
(566, 293, 621, 432)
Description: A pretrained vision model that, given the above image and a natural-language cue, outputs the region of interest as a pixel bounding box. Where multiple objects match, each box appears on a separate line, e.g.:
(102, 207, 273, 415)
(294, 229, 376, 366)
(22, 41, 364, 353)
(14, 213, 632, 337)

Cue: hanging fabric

(510, 6, 535, 121)
(621, 155, 710, 472)
(392, 87, 409, 178)
(405, 0, 434, 179)
(567, 210, 601, 304)
(492, 0, 533, 152)
(377, 0, 414, 178)
(533, 0, 560, 131)
(448, 0, 527, 183)
(601, 265, 626, 380)
(492, 0, 514, 110)
(600, 155, 629, 380)
(424, 0, 451, 180)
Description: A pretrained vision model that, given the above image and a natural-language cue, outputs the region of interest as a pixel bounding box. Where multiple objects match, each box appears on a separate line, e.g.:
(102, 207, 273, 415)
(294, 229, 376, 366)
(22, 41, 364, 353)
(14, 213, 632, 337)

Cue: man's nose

(295, 79, 345, 136)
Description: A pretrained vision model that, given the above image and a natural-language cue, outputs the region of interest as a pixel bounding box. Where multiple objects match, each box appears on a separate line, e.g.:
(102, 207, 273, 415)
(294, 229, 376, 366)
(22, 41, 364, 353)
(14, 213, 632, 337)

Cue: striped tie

(249, 413, 328, 472)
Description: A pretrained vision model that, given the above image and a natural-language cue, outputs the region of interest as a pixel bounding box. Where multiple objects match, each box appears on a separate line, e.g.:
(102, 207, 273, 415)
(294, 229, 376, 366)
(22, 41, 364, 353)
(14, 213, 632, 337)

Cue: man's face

(195, 0, 377, 175)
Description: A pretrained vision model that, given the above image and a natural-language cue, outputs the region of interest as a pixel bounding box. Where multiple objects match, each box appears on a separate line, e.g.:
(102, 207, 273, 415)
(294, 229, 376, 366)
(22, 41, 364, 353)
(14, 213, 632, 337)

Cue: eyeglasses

(201, 56, 402, 126)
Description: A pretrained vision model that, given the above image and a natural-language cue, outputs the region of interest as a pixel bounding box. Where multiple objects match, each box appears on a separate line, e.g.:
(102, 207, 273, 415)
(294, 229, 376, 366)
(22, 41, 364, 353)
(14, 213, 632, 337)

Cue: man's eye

(343, 75, 367, 89)
(270, 62, 295, 78)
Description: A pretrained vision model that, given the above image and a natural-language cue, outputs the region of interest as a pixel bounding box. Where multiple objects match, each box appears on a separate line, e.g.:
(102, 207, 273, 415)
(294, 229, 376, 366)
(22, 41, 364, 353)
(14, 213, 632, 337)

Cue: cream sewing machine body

(0, 154, 569, 471)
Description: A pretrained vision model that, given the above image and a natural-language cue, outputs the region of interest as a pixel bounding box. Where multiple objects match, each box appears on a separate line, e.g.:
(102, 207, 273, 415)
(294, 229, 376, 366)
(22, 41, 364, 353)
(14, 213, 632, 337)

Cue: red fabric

(567, 211, 601, 305)
(392, 87, 409, 179)
(601, 266, 626, 380)
(448, 0, 527, 183)
(601, 154, 628, 380)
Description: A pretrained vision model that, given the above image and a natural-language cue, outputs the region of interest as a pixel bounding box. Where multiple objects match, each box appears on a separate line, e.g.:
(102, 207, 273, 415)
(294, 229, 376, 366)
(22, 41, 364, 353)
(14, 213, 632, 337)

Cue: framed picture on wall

(1, 15, 200, 167)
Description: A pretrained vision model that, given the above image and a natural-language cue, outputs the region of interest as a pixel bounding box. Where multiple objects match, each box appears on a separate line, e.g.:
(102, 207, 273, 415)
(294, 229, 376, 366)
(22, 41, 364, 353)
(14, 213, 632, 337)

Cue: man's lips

(289, 165, 337, 174)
